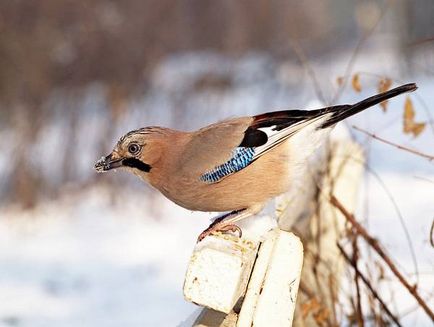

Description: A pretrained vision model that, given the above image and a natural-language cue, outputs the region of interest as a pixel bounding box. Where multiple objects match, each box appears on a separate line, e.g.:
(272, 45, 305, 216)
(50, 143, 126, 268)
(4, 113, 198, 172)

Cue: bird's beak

(94, 154, 124, 173)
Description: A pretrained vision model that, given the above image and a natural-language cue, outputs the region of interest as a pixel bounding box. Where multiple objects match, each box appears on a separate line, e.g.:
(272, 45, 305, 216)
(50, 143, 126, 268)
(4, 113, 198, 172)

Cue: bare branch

(353, 125, 434, 162)
(414, 176, 434, 184)
(408, 36, 434, 47)
(331, 1, 390, 103)
(430, 218, 434, 248)
(330, 195, 434, 322)
(288, 40, 328, 104)
(350, 157, 420, 283)
(352, 234, 364, 327)
(337, 243, 403, 327)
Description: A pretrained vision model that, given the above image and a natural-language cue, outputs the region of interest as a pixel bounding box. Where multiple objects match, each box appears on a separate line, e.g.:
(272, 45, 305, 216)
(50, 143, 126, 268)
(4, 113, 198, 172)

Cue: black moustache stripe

(122, 158, 152, 172)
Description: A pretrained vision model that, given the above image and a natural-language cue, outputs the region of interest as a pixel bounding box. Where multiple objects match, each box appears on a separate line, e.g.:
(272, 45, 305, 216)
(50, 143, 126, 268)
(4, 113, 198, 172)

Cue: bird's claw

(197, 223, 242, 243)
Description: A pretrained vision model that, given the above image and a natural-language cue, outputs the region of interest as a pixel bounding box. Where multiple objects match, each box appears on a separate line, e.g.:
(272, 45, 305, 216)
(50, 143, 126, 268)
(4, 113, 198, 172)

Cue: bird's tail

(321, 83, 417, 128)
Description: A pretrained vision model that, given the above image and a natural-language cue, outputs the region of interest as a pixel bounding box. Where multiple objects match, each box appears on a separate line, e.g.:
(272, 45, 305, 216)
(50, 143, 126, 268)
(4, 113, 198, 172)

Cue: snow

(0, 187, 209, 327)
(0, 51, 433, 326)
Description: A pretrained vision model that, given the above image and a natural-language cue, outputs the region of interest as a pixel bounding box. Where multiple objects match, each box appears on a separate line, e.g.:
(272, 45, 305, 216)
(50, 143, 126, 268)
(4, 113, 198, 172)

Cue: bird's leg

(197, 205, 264, 242)
(197, 209, 246, 242)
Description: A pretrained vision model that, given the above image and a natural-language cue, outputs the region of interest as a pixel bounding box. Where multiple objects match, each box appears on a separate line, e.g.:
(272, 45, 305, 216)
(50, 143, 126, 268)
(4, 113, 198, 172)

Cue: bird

(95, 83, 417, 242)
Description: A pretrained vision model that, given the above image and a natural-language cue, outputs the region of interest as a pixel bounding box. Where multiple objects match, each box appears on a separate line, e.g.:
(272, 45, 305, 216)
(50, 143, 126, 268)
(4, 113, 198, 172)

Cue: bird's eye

(128, 143, 141, 155)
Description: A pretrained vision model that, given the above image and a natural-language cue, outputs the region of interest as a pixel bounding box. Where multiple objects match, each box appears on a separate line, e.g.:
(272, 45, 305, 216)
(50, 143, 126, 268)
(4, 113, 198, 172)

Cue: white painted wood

(235, 230, 277, 327)
(237, 230, 303, 327)
(184, 234, 259, 314)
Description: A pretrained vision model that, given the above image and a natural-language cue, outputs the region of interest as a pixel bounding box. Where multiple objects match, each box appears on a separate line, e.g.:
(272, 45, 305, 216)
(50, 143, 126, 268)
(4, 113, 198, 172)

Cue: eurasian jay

(95, 83, 416, 241)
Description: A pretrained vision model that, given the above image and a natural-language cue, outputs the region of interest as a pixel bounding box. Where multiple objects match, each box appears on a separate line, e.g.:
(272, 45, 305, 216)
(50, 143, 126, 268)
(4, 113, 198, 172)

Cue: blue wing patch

(200, 147, 255, 184)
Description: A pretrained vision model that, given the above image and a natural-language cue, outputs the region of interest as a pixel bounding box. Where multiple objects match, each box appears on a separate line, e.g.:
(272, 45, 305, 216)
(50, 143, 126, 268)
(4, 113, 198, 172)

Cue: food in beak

(94, 154, 123, 172)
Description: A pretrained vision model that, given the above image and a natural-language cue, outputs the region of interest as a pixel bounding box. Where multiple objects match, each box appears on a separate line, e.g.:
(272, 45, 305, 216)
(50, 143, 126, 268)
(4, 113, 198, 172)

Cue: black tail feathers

(321, 83, 417, 128)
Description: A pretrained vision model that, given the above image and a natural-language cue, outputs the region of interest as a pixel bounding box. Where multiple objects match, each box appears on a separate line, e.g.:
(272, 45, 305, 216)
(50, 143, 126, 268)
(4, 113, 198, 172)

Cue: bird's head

(94, 127, 166, 180)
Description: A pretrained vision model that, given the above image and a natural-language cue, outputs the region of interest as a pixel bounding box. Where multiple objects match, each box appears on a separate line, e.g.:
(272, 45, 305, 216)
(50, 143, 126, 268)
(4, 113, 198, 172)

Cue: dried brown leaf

(352, 74, 362, 92)
(380, 101, 388, 112)
(411, 123, 426, 137)
(403, 96, 426, 137)
(378, 78, 392, 93)
(378, 78, 392, 112)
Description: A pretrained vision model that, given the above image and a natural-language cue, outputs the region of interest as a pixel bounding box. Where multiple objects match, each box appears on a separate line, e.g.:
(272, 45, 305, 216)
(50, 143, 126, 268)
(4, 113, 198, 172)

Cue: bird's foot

(197, 223, 242, 243)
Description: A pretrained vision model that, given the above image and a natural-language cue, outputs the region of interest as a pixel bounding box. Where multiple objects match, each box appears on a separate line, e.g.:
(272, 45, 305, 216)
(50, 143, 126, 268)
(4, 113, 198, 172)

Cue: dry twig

(288, 39, 328, 104)
(337, 243, 403, 327)
(430, 219, 434, 248)
(353, 125, 434, 162)
(331, 1, 389, 103)
(342, 156, 419, 282)
(330, 195, 434, 322)
(351, 234, 364, 326)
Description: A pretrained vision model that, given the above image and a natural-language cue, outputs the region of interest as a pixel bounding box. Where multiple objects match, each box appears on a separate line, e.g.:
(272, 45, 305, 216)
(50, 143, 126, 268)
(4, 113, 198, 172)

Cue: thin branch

(430, 218, 434, 248)
(330, 195, 434, 322)
(337, 243, 403, 327)
(353, 125, 434, 162)
(413, 93, 434, 136)
(400, 290, 434, 318)
(408, 36, 434, 47)
(414, 176, 434, 185)
(328, 273, 339, 326)
(288, 39, 328, 104)
(341, 155, 419, 284)
(352, 233, 364, 327)
(331, 1, 390, 103)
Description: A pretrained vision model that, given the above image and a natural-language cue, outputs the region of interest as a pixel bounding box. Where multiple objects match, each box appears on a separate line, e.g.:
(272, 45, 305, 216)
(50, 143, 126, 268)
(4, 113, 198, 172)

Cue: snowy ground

(0, 51, 433, 326)
(0, 186, 208, 327)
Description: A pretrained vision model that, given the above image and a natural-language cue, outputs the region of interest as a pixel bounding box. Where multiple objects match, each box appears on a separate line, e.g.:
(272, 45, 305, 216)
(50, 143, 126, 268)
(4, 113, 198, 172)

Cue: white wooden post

(184, 229, 303, 327)
(183, 234, 260, 314)
(237, 230, 303, 327)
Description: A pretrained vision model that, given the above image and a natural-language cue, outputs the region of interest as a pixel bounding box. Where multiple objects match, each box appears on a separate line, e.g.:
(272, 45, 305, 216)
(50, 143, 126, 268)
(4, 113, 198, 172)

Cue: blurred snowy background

(0, 1, 433, 326)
